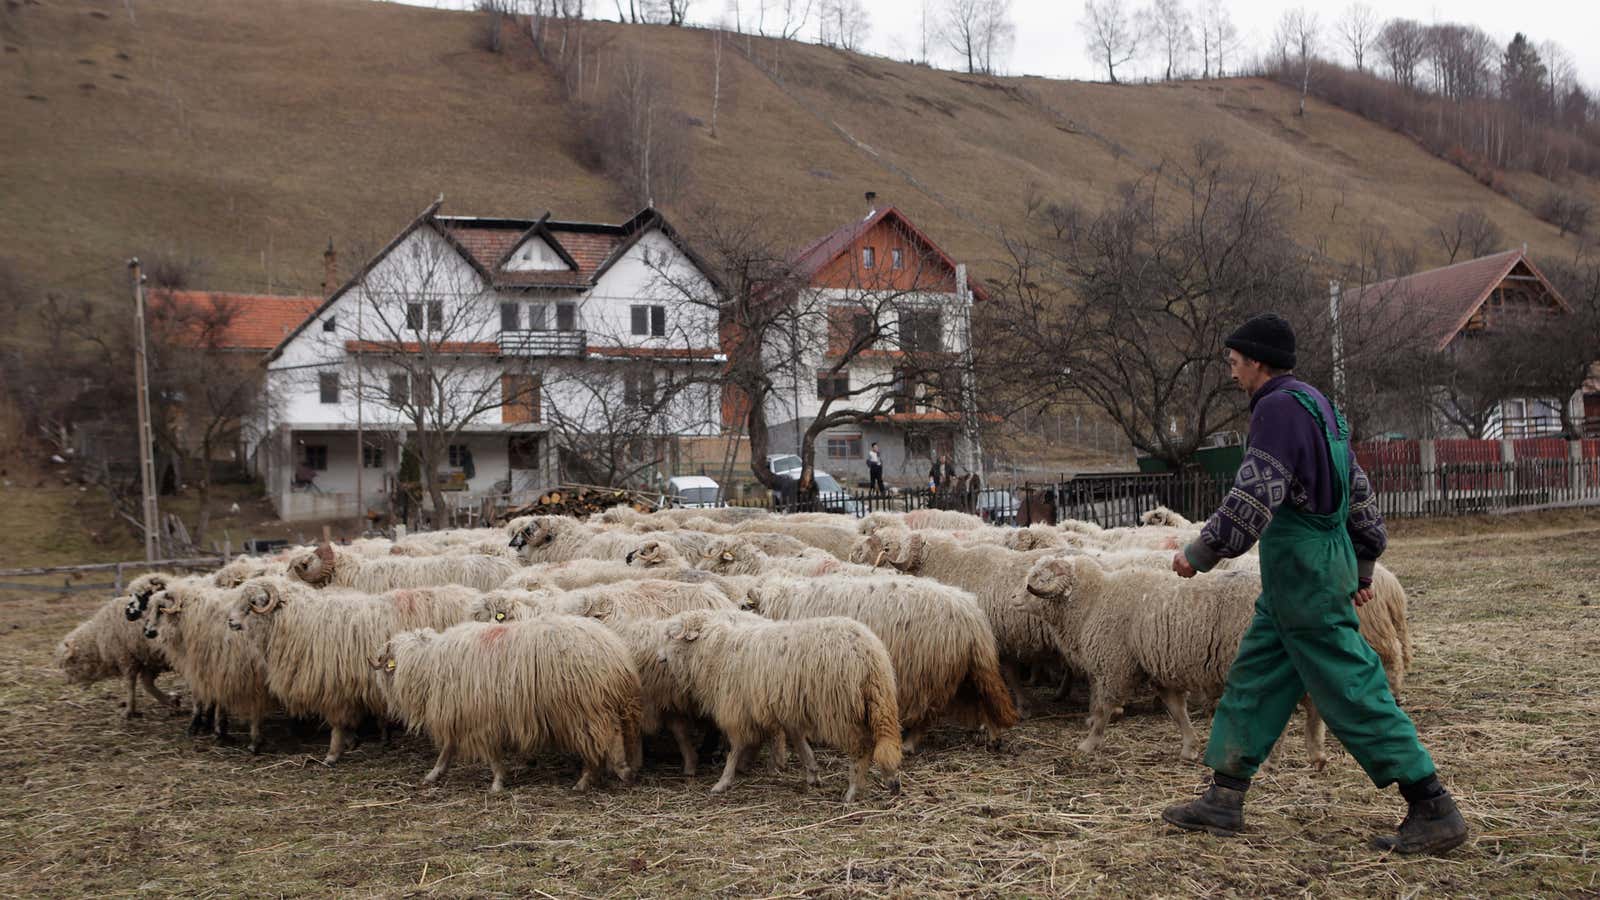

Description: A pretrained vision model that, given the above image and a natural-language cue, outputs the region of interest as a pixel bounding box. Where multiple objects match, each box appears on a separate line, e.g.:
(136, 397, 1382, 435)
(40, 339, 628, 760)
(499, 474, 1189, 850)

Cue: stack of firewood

(499, 484, 658, 522)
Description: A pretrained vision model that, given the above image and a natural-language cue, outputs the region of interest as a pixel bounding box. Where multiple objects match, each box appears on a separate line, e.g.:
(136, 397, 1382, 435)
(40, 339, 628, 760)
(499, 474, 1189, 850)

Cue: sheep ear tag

(385, 659, 396, 671)
(494, 611, 506, 622)
(720, 551, 734, 562)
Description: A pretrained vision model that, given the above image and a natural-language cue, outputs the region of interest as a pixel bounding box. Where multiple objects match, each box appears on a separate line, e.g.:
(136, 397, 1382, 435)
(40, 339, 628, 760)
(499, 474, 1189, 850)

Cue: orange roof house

(1342, 247, 1569, 350)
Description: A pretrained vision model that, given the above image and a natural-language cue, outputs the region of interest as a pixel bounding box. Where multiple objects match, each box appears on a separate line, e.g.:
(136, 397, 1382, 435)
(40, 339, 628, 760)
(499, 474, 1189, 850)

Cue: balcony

(499, 330, 586, 358)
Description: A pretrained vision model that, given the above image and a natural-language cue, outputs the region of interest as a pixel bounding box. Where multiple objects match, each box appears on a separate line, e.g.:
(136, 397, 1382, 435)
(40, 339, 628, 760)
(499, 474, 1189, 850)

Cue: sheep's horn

(1026, 583, 1050, 598)
(872, 549, 888, 568)
(248, 589, 280, 615)
(367, 656, 384, 670)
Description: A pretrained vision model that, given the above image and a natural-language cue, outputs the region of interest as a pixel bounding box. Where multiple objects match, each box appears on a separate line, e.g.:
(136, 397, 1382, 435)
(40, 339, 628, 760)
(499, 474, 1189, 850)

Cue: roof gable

(1345, 248, 1570, 350)
(792, 206, 987, 301)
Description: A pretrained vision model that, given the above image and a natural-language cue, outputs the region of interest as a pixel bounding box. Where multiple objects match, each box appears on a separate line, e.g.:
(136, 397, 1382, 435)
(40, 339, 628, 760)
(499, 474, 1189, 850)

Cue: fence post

(1571, 440, 1585, 500)
(1420, 440, 1439, 510)
(1500, 439, 1517, 498)
(114, 562, 124, 594)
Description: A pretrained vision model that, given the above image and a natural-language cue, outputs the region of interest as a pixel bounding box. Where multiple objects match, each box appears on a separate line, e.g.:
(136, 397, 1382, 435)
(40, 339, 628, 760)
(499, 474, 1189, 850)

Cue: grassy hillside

(2, 0, 1594, 305)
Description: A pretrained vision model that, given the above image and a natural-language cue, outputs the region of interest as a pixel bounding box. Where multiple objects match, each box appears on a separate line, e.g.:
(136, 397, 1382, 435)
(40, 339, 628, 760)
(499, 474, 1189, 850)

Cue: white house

(743, 197, 987, 487)
(252, 201, 723, 521)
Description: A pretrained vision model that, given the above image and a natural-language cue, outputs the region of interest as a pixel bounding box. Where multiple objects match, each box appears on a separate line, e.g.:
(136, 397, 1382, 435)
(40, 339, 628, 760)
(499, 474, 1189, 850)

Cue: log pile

(498, 484, 658, 522)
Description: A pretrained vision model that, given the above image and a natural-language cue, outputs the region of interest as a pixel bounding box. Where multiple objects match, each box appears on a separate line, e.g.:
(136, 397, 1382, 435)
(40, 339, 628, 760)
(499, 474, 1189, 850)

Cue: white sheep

(508, 516, 647, 565)
(696, 536, 874, 578)
(144, 580, 274, 752)
(1139, 506, 1193, 528)
(372, 617, 642, 792)
(54, 592, 178, 719)
(286, 543, 517, 593)
(1021, 555, 1409, 766)
(655, 609, 903, 801)
(472, 579, 735, 626)
(730, 519, 860, 560)
(744, 574, 1018, 749)
(212, 555, 290, 589)
(224, 576, 401, 764)
(858, 508, 985, 536)
(879, 529, 1064, 716)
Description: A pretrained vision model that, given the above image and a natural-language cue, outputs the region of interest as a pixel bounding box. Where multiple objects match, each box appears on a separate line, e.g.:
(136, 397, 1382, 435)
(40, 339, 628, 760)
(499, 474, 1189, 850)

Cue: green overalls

(1202, 389, 1436, 788)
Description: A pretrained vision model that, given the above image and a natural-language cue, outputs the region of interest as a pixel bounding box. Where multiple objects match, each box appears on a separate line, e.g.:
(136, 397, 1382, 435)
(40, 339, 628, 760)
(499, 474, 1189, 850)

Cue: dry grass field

(3, 0, 1595, 304)
(3, 509, 1597, 897)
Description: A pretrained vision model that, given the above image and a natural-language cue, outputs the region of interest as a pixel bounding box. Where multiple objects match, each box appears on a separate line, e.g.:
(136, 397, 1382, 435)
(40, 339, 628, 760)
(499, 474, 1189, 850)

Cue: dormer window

(504, 237, 569, 272)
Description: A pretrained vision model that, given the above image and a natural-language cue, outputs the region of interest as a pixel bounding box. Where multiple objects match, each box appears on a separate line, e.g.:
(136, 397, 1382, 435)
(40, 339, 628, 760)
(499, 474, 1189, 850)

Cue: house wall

(810, 217, 959, 294)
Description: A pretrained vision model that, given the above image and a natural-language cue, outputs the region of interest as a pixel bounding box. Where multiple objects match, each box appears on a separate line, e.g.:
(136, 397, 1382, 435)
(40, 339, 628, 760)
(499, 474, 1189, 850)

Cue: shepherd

(1162, 313, 1468, 855)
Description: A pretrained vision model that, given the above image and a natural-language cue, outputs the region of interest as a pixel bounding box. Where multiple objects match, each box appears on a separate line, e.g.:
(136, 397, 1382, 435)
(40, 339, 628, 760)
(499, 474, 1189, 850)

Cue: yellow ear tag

(385, 659, 396, 671)
(494, 611, 506, 621)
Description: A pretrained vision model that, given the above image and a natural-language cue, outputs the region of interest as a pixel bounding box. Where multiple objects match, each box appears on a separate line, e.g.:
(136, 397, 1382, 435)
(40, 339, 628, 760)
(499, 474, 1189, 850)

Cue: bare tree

(709, 27, 725, 138)
(1337, 2, 1376, 71)
(1274, 7, 1319, 117)
(941, 0, 1014, 76)
(1194, 0, 1236, 78)
(983, 143, 1321, 466)
(1080, 0, 1140, 84)
(1432, 207, 1503, 263)
(1376, 18, 1426, 90)
(587, 51, 693, 207)
(819, 0, 869, 50)
(1145, 0, 1191, 81)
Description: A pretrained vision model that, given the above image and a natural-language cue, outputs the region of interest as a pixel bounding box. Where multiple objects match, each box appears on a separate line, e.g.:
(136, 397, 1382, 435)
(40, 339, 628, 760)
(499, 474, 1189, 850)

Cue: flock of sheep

(55, 503, 1412, 800)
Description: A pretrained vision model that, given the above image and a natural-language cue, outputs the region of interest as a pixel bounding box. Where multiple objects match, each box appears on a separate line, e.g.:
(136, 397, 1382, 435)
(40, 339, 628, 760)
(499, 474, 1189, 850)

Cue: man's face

(1226, 349, 1261, 392)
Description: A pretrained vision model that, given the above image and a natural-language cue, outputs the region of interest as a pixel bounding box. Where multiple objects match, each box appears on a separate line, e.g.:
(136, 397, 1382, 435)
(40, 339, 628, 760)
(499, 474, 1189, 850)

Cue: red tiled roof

(447, 225, 523, 271)
(440, 220, 627, 289)
(1342, 248, 1568, 350)
(150, 290, 320, 351)
(552, 229, 624, 272)
(791, 206, 990, 302)
(885, 411, 961, 423)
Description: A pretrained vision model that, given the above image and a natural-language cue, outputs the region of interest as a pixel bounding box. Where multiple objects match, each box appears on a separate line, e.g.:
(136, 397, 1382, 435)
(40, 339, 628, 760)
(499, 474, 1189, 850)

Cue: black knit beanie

(1225, 313, 1296, 370)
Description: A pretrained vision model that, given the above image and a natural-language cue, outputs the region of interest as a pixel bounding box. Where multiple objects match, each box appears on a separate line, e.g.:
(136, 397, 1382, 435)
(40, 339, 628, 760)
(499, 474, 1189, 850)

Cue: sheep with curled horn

(371, 617, 642, 793)
(286, 542, 517, 593)
(695, 536, 875, 579)
(506, 516, 648, 565)
(144, 580, 275, 752)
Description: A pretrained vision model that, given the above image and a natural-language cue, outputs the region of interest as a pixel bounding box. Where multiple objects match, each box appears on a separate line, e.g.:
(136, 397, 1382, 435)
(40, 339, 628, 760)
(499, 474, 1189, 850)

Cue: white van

(662, 475, 724, 509)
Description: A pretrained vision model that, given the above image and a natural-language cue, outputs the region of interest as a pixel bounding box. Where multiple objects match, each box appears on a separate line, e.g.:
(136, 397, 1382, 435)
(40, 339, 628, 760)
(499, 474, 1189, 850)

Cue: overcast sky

(389, 0, 1600, 87)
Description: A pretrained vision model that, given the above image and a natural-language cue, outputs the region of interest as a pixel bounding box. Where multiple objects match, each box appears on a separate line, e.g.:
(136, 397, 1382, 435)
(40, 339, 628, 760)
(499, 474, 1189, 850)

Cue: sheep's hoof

(681, 765, 697, 777)
(123, 709, 141, 720)
(1179, 748, 1199, 763)
(842, 786, 859, 803)
(1310, 756, 1329, 773)
(885, 775, 902, 795)
(804, 770, 820, 788)
(709, 781, 732, 795)
(489, 781, 505, 794)
(248, 742, 263, 756)
(1076, 738, 1098, 754)
(322, 754, 340, 767)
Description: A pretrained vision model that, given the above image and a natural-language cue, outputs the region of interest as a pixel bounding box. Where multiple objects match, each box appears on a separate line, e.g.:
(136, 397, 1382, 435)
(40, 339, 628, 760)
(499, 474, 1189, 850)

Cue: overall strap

(1285, 388, 1352, 516)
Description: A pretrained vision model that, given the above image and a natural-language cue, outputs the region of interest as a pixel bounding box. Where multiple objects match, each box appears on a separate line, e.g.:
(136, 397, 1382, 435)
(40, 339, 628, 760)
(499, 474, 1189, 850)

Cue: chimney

(321, 239, 337, 298)
(864, 191, 878, 219)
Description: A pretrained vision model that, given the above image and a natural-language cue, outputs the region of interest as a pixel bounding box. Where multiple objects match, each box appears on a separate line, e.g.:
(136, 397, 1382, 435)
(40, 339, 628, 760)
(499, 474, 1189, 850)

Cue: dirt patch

(4, 513, 1598, 894)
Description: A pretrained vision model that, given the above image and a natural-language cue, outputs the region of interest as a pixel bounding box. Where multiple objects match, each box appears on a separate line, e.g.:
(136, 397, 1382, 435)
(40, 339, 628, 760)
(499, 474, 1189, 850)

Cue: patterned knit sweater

(1182, 375, 1386, 587)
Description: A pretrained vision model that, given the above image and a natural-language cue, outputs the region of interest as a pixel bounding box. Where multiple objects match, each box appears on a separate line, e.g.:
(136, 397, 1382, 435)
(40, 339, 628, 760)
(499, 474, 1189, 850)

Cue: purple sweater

(1182, 375, 1387, 587)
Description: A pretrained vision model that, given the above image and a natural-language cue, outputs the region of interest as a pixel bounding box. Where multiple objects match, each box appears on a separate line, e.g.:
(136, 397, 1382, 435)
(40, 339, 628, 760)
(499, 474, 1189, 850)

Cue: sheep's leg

(609, 726, 636, 785)
(1053, 668, 1074, 702)
(902, 724, 929, 754)
(1077, 680, 1115, 755)
(488, 754, 509, 793)
(766, 731, 788, 773)
(787, 730, 820, 787)
(325, 725, 349, 766)
(1301, 696, 1328, 772)
(122, 670, 140, 720)
(247, 712, 264, 755)
(1004, 662, 1030, 717)
(844, 752, 877, 803)
(213, 708, 231, 742)
(138, 670, 178, 709)
(423, 742, 455, 785)
(1156, 687, 1199, 762)
(667, 717, 698, 776)
(186, 701, 209, 735)
(711, 742, 751, 795)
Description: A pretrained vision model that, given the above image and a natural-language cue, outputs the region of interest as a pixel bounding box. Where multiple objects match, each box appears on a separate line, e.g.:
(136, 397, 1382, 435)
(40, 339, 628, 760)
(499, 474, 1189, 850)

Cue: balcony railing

(499, 330, 586, 358)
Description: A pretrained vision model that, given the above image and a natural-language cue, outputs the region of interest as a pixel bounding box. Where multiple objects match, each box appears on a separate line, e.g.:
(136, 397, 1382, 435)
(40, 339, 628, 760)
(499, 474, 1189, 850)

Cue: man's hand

(1352, 586, 1372, 607)
(1171, 551, 1197, 579)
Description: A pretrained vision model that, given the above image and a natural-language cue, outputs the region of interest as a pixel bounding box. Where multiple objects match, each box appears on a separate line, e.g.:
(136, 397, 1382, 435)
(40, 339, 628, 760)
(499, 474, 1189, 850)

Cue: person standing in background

(867, 442, 884, 493)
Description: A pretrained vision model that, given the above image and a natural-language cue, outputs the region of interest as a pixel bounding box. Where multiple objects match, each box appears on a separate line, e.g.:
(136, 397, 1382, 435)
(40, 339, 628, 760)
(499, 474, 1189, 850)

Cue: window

(322, 316, 337, 333)
(826, 433, 863, 460)
(500, 302, 521, 331)
(447, 444, 470, 468)
(852, 314, 874, 347)
(412, 376, 432, 408)
(624, 369, 656, 407)
(862, 246, 875, 269)
(900, 309, 942, 352)
(905, 433, 932, 458)
(509, 435, 541, 470)
(303, 445, 328, 471)
(817, 370, 850, 400)
(891, 248, 904, 269)
(318, 372, 339, 404)
(502, 373, 540, 424)
(362, 443, 385, 469)
(527, 304, 547, 331)
(556, 303, 577, 331)
(387, 374, 408, 406)
(408, 301, 443, 331)
(631, 304, 667, 337)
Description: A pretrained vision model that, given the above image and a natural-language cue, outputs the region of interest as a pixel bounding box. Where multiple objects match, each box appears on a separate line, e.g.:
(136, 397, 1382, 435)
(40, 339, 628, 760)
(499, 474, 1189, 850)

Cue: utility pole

(955, 264, 984, 483)
(129, 258, 160, 561)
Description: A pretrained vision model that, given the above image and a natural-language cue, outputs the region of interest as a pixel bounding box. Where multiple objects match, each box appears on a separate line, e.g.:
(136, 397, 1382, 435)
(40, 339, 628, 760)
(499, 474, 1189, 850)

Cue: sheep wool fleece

(1203, 389, 1435, 787)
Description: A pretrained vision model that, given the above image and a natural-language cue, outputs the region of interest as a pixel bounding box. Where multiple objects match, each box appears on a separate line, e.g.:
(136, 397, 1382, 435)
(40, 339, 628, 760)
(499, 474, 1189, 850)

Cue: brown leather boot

(1372, 792, 1469, 855)
(1161, 783, 1245, 837)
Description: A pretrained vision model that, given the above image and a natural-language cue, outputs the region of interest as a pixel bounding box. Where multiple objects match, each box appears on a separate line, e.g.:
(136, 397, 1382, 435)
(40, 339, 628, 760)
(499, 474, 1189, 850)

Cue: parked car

(766, 453, 803, 475)
(770, 468, 866, 518)
(975, 487, 1019, 525)
(659, 475, 725, 509)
